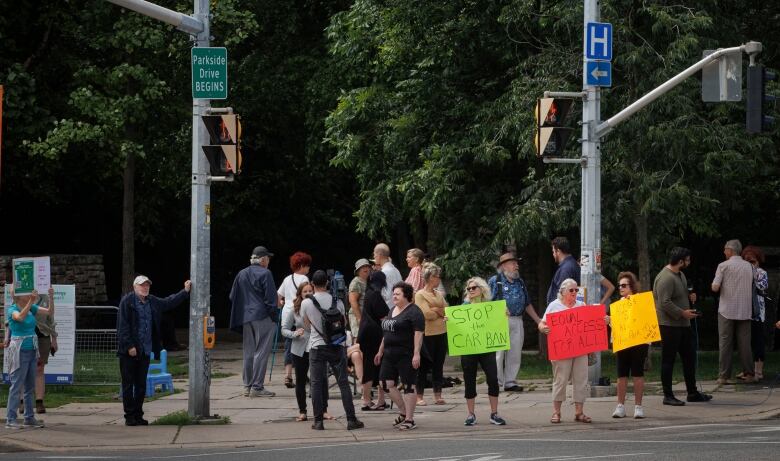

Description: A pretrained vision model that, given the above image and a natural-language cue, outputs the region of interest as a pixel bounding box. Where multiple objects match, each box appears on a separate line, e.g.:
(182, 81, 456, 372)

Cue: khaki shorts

(37, 336, 52, 365)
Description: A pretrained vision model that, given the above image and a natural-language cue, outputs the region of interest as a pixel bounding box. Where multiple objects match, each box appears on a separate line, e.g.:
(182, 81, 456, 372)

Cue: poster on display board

(3, 284, 76, 384)
(12, 256, 51, 295)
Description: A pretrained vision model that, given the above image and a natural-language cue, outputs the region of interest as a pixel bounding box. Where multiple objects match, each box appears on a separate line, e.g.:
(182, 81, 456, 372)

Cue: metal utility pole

(188, 0, 212, 420)
(581, 0, 604, 385)
(106, 0, 212, 418)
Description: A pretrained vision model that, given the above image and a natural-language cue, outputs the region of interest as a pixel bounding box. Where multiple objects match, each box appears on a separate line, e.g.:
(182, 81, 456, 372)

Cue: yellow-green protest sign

(445, 300, 510, 356)
(610, 291, 661, 352)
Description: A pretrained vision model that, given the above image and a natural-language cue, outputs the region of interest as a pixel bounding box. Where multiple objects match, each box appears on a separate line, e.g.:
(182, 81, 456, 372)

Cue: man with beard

(653, 247, 712, 406)
(489, 253, 541, 392)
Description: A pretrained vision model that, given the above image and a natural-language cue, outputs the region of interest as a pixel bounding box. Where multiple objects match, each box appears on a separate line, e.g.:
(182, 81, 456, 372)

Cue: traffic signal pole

(580, 0, 604, 385)
(106, 0, 212, 419)
(189, 0, 212, 419)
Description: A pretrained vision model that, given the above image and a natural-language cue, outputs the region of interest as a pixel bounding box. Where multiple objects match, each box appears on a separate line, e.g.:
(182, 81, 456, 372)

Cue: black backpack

(308, 294, 347, 346)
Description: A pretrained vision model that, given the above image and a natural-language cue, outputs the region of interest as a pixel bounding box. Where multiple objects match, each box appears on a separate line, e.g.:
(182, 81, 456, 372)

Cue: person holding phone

(652, 247, 711, 406)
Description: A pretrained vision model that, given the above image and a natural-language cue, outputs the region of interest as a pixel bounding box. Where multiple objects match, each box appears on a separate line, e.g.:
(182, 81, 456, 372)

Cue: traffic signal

(535, 98, 574, 157)
(746, 64, 776, 133)
(201, 114, 242, 176)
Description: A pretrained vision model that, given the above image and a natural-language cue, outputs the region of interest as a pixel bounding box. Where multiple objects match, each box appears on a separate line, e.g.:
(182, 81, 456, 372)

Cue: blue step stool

(146, 350, 174, 396)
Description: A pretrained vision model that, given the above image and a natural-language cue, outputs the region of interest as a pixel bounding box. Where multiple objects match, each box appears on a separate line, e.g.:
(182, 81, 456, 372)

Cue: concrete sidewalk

(2, 341, 780, 452)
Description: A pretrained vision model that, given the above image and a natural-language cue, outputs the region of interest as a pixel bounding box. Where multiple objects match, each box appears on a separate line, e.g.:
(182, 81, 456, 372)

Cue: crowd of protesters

(4, 237, 776, 431)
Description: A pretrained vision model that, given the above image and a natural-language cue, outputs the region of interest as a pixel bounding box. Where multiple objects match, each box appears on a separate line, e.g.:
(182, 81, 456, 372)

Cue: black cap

(252, 246, 273, 258)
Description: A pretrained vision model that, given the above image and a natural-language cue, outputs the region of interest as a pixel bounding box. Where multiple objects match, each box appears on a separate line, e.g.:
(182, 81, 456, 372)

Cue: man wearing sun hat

(348, 258, 372, 339)
(117, 274, 192, 426)
(488, 252, 541, 392)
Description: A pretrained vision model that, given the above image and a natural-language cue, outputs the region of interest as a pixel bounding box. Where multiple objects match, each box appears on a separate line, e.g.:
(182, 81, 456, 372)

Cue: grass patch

(0, 385, 118, 409)
(152, 410, 230, 426)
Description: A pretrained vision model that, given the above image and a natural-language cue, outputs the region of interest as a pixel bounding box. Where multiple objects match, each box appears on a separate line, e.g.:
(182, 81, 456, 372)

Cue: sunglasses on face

(466, 286, 479, 292)
(618, 283, 630, 289)
(566, 288, 579, 293)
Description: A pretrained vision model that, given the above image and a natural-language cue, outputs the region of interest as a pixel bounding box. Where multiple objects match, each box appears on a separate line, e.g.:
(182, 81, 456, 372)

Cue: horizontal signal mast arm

(106, 0, 203, 35)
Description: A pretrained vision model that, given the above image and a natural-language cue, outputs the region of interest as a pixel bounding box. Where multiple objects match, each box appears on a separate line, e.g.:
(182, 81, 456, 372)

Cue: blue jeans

(6, 349, 37, 423)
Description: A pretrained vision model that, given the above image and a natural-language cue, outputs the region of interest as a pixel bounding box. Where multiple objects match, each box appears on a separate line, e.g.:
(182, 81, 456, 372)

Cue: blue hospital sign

(586, 22, 613, 61)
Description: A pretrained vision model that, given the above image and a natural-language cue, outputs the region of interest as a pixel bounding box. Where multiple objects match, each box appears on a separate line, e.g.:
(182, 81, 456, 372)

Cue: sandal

(416, 399, 427, 406)
(397, 420, 417, 431)
(574, 413, 592, 423)
(434, 398, 447, 405)
(550, 413, 561, 424)
(361, 403, 374, 411)
(284, 376, 295, 388)
(323, 412, 335, 420)
(296, 414, 307, 422)
(370, 402, 387, 411)
(392, 414, 406, 427)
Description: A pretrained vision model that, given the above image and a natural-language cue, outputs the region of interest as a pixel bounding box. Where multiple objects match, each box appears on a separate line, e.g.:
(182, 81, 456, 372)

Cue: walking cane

(268, 310, 282, 382)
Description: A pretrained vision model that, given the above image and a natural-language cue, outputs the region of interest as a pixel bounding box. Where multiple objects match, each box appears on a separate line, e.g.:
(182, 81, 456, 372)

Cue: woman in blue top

(5, 287, 51, 429)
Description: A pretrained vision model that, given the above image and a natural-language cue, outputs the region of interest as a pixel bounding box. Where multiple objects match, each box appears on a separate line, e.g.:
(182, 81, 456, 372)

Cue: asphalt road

(2, 421, 780, 460)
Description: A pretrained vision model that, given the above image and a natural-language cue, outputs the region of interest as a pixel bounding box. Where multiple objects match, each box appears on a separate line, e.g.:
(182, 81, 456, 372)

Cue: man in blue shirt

(546, 237, 581, 306)
(229, 246, 279, 398)
(489, 253, 541, 392)
(117, 275, 191, 426)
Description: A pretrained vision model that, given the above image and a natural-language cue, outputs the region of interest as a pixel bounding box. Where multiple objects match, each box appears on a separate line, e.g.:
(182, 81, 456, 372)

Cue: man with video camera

(302, 270, 364, 431)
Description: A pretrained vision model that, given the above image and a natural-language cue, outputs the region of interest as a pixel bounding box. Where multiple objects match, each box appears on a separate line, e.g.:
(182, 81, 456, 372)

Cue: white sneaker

(612, 403, 626, 418)
(633, 405, 645, 419)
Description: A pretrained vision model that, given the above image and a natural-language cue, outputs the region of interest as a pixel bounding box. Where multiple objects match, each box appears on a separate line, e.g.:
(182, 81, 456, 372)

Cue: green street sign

(192, 47, 228, 99)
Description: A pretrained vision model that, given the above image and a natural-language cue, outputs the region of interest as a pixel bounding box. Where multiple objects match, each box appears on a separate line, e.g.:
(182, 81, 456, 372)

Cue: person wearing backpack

(302, 270, 365, 431)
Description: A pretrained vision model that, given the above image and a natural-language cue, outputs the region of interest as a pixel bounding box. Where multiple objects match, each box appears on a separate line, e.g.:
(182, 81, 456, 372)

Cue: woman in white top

(277, 251, 312, 388)
(281, 281, 314, 421)
(538, 278, 592, 424)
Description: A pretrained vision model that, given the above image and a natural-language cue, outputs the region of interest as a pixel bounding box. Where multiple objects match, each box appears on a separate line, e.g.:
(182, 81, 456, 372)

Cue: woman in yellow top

(414, 263, 448, 405)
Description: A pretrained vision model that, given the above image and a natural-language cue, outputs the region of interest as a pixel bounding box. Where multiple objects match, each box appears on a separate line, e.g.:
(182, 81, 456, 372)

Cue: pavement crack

(171, 425, 183, 444)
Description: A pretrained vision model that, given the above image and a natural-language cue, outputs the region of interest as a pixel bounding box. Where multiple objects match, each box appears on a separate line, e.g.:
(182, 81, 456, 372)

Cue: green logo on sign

(192, 47, 228, 100)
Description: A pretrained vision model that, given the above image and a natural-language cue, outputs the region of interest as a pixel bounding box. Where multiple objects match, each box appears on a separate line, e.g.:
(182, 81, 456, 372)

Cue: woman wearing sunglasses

(538, 278, 591, 424)
(458, 277, 506, 426)
(611, 271, 648, 419)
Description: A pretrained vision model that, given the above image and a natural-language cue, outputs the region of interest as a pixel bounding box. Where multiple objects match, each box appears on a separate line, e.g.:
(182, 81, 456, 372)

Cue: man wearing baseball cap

(229, 246, 278, 398)
(117, 275, 191, 426)
(488, 252, 541, 392)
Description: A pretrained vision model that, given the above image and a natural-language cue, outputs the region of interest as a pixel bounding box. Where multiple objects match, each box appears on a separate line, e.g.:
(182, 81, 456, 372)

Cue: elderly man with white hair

(117, 275, 191, 426)
(373, 243, 403, 308)
(712, 239, 755, 383)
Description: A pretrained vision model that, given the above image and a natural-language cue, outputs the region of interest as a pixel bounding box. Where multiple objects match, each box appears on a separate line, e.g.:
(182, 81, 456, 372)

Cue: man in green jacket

(652, 247, 712, 406)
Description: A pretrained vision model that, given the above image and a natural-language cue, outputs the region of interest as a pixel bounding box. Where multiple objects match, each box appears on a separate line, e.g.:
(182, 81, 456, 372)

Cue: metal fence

(1, 305, 121, 385)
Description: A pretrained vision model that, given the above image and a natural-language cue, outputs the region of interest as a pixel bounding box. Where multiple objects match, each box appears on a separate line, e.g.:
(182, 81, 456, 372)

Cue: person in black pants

(459, 277, 505, 426)
(414, 263, 448, 406)
(652, 247, 711, 406)
(117, 276, 191, 426)
(301, 270, 364, 431)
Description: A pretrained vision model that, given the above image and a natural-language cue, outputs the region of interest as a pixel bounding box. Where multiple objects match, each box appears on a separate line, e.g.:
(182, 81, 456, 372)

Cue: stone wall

(0, 254, 108, 305)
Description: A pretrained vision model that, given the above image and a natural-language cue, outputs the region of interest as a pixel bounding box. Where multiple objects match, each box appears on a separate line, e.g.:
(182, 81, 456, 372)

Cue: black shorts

(616, 344, 649, 378)
(379, 348, 417, 392)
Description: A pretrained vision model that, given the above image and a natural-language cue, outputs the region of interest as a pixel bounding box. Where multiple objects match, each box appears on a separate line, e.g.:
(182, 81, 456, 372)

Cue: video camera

(326, 269, 347, 303)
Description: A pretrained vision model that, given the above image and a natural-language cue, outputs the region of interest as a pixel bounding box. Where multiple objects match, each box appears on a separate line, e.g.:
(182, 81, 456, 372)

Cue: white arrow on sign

(591, 67, 609, 78)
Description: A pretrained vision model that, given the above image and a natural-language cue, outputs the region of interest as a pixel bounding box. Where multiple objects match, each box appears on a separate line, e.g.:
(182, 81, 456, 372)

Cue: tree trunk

(537, 239, 551, 360)
(121, 150, 135, 293)
(635, 213, 650, 290)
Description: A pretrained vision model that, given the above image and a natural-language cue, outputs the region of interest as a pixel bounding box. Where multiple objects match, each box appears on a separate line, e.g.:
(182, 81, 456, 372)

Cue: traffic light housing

(535, 98, 574, 157)
(746, 64, 776, 133)
(201, 114, 242, 176)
